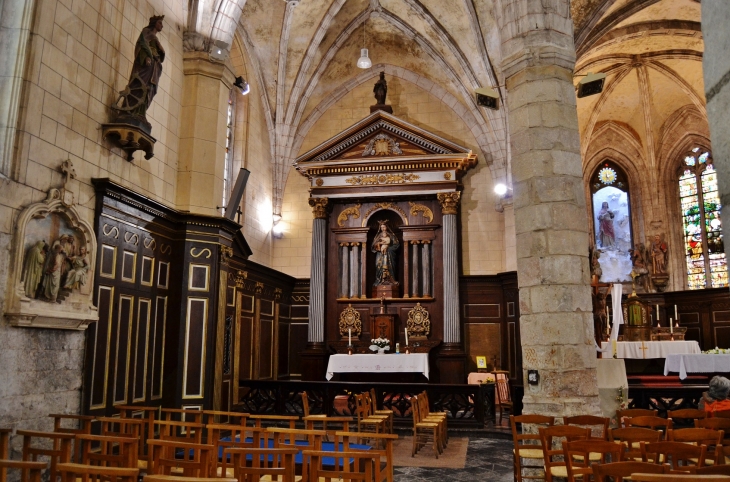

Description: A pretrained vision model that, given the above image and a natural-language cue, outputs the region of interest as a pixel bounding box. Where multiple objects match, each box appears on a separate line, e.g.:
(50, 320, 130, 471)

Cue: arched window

(590, 161, 633, 281)
(221, 90, 235, 216)
(678, 147, 727, 289)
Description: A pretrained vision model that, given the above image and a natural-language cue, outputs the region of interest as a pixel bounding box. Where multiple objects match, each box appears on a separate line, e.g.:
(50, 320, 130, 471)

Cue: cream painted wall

(272, 77, 506, 277)
(0, 0, 184, 432)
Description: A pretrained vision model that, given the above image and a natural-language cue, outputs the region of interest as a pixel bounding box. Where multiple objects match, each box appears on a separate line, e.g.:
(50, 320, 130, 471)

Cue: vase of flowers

(370, 337, 390, 354)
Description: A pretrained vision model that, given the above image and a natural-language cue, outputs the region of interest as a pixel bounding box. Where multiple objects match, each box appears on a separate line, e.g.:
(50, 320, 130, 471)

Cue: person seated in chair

(699, 376, 730, 413)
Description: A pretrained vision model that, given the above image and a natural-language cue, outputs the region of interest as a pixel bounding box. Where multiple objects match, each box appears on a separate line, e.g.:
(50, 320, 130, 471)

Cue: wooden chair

(617, 409, 658, 428)
(416, 392, 448, 449)
(116, 405, 159, 465)
(144, 475, 236, 482)
(154, 420, 204, 444)
(641, 441, 706, 471)
(631, 474, 730, 481)
(690, 466, 730, 475)
(565, 415, 610, 440)
(0, 460, 46, 482)
(147, 440, 214, 478)
(667, 428, 724, 465)
(50, 414, 95, 463)
(0, 429, 10, 459)
(249, 415, 299, 430)
(592, 461, 670, 482)
(539, 425, 590, 482)
(266, 427, 325, 450)
(410, 395, 441, 458)
(334, 431, 398, 482)
(713, 411, 730, 419)
(563, 439, 622, 482)
(626, 416, 673, 439)
(223, 446, 298, 482)
(200, 410, 249, 426)
(668, 409, 707, 425)
(608, 427, 663, 461)
(510, 414, 555, 482)
(355, 394, 387, 447)
(17, 430, 74, 482)
(56, 463, 138, 482)
(75, 434, 138, 469)
(369, 389, 394, 434)
(208, 425, 273, 477)
(494, 370, 514, 423)
(303, 450, 377, 482)
(160, 409, 204, 424)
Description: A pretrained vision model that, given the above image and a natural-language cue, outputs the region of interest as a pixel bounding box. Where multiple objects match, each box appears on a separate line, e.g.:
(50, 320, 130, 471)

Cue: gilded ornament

(408, 202, 433, 223)
(443, 172, 452, 180)
(406, 303, 431, 338)
(309, 197, 330, 219)
(337, 204, 361, 227)
(362, 133, 403, 156)
(338, 304, 362, 337)
(315, 178, 323, 186)
(437, 192, 461, 215)
(361, 202, 409, 226)
(234, 270, 248, 288)
(219, 245, 233, 265)
(254, 281, 264, 294)
(190, 247, 212, 258)
(345, 173, 420, 186)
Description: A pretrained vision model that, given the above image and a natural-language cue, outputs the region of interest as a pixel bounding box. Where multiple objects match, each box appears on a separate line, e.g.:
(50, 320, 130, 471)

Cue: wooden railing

(235, 380, 495, 429)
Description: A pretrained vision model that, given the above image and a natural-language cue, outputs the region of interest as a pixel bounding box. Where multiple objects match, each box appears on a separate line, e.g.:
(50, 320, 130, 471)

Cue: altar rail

(235, 380, 495, 429)
(626, 384, 706, 417)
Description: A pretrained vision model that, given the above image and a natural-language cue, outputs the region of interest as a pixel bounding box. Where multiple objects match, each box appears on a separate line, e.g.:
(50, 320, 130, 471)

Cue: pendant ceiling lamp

(357, 22, 372, 69)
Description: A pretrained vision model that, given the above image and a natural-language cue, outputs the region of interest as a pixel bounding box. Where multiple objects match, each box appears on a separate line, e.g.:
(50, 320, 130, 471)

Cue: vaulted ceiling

(186, 0, 706, 212)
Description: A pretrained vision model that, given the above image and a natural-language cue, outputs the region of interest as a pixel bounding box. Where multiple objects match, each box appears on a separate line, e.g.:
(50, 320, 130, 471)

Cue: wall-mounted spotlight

(577, 72, 606, 98)
(272, 213, 284, 238)
(475, 87, 500, 110)
(494, 183, 510, 196)
(210, 40, 229, 61)
(234, 77, 250, 95)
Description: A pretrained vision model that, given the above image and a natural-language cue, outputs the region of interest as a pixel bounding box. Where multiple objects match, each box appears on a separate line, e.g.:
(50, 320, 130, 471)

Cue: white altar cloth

(597, 359, 628, 426)
(326, 353, 429, 381)
(600, 340, 701, 359)
(664, 354, 730, 379)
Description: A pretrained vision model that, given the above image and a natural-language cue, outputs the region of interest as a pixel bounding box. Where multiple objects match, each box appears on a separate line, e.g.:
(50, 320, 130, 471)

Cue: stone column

(350, 243, 360, 298)
(437, 193, 461, 343)
(702, 4, 730, 254)
(340, 243, 349, 298)
(500, 0, 600, 416)
(308, 198, 329, 344)
(411, 241, 420, 298)
(177, 52, 235, 215)
(422, 241, 431, 297)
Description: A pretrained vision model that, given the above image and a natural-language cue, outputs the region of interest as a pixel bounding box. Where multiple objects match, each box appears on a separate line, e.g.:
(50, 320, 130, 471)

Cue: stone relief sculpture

(372, 220, 400, 286)
(5, 161, 98, 330)
(630, 242, 650, 292)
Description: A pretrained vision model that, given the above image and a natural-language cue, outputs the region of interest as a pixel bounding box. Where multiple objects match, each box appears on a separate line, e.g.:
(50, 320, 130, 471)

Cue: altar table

(326, 353, 429, 381)
(600, 340, 701, 359)
(664, 353, 730, 380)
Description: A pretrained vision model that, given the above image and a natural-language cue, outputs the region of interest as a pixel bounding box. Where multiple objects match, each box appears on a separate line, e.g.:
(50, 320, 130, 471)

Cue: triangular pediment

(295, 110, 471, 165)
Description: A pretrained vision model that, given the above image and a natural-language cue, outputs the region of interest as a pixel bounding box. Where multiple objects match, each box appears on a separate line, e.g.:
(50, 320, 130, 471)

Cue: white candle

(670, 318, 673, 334)
(656, 305, 659, 320)
(348, 328, 352, 345)
(405, 327, 409, 346)
(675, 305, 678, 320)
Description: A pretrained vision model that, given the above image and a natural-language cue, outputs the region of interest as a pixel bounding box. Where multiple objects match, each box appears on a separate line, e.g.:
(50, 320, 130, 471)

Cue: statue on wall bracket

(371, 219, 400, 298)
(4, 161, 98, 330)
(370, 72, 393, 114)
(102, 15, 165, 161)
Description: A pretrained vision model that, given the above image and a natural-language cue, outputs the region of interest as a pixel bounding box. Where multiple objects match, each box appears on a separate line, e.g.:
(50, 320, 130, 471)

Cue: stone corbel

(101, 123, 156, 161)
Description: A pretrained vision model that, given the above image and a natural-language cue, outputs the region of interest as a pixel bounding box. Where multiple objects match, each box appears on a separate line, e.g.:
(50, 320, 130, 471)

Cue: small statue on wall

(22, 241, 48, 298)
(372, 220, 400, 286)
(597, 201, 616, 249)
(373, 72, 388, 105)
(650, 234, 668, 275)
(630, 242, 650, 292)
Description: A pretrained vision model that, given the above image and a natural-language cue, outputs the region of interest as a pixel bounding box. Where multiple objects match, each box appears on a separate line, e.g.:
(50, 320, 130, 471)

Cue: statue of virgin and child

(371, 220, 400, 286)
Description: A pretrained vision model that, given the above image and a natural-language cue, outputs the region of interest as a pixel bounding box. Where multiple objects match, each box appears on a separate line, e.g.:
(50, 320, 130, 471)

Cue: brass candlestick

(404, 346, 411, 354)
(347, 345, 353, 355)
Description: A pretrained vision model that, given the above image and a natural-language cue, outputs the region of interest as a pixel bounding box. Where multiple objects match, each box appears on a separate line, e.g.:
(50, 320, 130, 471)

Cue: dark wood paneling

(113, 295, 133, 405)
(184, 299, 207, 397)
(239, 315, 254, 380)
(260, 319, 273, 379)
(90, 286, 113, 408)
(289, 324, 308, 377)
(151, 296, 167, 400)
(133, 298, 150, 402)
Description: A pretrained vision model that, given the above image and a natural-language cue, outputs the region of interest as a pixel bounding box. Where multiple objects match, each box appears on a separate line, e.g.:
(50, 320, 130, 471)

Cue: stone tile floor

(393, 435, 514, 481)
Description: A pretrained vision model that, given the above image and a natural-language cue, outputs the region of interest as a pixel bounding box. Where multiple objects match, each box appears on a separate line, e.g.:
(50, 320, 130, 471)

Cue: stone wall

(272, 77, 506, 278)
(0, 0, 184, 430)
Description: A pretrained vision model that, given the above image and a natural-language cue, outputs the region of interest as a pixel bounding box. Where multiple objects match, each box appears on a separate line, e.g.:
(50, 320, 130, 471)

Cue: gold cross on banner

(639, 341, 649, 359)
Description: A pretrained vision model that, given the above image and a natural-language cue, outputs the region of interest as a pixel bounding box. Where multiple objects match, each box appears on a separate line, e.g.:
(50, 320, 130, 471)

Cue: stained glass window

(221, 91, 235, 215)
(679, 147, 728, 289)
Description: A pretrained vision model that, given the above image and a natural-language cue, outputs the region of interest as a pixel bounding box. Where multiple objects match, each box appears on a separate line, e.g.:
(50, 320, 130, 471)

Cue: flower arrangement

(704, 347, 730, 354)
(480, 375, 495, 384)
(370, 337, 390, 348)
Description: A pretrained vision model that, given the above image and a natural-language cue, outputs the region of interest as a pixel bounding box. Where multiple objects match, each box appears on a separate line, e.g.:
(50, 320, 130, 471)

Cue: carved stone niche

(4, 189, 98, 330)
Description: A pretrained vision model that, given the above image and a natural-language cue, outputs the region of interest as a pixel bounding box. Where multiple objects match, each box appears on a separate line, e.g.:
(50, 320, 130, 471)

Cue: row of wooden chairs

(410, 391, 448, 459)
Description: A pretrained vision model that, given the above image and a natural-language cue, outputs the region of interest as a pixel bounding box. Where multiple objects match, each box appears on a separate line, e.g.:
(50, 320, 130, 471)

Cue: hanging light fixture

(357, 21, 372, 69)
